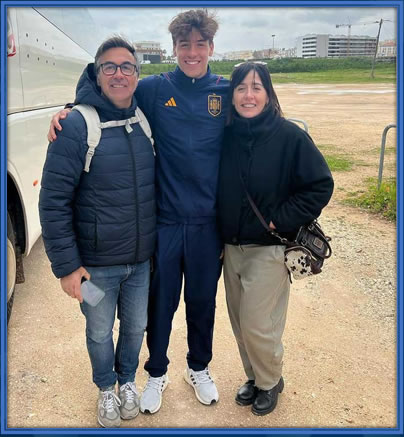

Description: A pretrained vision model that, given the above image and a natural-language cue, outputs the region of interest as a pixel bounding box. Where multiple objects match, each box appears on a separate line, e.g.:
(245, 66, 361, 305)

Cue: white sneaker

(97, 385, 121, 428)
(119, 381, 140, 420)
(140, 374, 169, 414)
(184, 366, 219, 405)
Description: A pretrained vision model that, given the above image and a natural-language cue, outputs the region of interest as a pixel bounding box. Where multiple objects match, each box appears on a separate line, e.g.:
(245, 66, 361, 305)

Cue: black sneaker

(252, 377, 284, 416)
(235, 380, 258, 406)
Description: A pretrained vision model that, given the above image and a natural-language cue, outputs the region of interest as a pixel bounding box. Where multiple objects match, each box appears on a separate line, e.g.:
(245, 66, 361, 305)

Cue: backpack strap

(135, 107, 155, 154)
(100, 108, 155, 153)
(73, 104, 155, 172)
(72, 104, 101, 173)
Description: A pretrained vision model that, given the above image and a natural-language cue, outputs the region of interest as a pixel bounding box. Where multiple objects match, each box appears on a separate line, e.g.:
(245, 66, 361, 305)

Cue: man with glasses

(48, 10, 230, 414)
(39, 36, 156, 428)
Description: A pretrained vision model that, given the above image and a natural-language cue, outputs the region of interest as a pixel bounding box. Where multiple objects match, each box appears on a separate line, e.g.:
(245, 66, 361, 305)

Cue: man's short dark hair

(94, 35, 139, 75)
(168, 9, 218, 46)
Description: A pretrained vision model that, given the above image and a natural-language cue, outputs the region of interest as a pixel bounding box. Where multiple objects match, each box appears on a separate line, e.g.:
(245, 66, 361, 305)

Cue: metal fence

(377, 124, 396, 189)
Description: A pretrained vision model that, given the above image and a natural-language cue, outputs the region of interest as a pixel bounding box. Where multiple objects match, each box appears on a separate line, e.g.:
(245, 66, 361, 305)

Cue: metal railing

(377, 124, 396, 189)
(287, 118, 309, 133)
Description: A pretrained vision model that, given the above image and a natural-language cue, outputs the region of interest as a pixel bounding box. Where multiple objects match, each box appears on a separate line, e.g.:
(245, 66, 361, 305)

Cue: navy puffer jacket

(39, 63, 156, 278)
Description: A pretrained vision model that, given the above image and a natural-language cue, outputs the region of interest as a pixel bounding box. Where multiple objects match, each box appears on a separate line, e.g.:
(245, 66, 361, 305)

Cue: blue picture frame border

(1, 0, 402, 435)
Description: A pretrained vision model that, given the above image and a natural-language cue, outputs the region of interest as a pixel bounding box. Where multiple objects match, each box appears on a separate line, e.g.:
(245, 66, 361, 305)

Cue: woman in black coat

(217, 62, 334, 416)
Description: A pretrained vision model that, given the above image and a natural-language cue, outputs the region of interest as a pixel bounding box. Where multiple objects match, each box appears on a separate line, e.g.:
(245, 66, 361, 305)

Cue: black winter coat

(39, 63, 156, 278)
(218, 108, 334, 246)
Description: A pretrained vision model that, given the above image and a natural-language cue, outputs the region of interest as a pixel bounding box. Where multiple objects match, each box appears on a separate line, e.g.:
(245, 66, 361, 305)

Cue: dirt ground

(6, 82, 398, 430)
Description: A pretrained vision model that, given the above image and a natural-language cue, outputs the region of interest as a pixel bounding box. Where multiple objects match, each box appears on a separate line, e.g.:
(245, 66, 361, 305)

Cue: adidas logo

(165, 97, 177, 107)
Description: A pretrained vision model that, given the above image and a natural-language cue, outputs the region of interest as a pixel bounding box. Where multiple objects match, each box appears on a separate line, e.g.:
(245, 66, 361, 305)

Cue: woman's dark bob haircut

(227, 62, 283, 125)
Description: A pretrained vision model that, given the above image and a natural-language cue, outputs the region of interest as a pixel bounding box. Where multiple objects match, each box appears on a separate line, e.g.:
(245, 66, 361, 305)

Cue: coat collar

(230, 107, 284, 147)
(171, 65, 215, 87)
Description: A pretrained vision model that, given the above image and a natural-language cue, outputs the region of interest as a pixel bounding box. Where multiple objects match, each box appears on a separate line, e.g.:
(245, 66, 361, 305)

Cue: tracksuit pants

(223, 244, 290, 390)
(144, 222, 223, 377)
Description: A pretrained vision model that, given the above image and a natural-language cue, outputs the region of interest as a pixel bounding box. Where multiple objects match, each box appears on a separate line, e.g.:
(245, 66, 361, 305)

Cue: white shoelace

(191, 368, 213, 385)
(120, 381, 137, 402)
(102, 390, 121, 412)
(145, 376, 165, 392)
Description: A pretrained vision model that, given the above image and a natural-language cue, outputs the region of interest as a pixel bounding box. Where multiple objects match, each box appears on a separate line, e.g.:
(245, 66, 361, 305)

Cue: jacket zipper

(126, 129, 139, 264)
(94, 216, 98, 251)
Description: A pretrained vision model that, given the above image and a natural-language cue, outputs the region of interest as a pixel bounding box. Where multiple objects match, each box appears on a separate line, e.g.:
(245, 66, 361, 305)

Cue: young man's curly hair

(168, 9, 218, 45)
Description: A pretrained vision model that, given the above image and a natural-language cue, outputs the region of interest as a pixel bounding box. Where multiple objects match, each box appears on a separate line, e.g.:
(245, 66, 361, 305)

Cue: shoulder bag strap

(236, 150, 294, 246)
(236, 151, 292, 245)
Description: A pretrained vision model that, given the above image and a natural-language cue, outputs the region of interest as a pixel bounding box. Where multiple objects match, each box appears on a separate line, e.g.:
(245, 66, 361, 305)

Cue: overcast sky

(85, 6, 396, 55)
(36, 5, 396, 57)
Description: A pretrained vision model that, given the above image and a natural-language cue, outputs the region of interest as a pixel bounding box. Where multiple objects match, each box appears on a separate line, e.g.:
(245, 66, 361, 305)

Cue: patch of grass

(219, 69, 395, 83)
(355, 161, 373, 168)
(317, 144, 336, 152)
(369, 146, 397, 155)
(271, 68, 395, 84)
(344, 178, 396, 221)
(139, 60, 396, 84)
(381, 147, 396, 156)
(323, 154, 353, 171)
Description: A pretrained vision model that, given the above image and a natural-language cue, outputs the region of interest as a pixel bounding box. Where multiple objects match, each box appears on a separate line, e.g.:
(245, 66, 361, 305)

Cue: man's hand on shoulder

(60, 266, 90, 303)
(47, 108, 72, 142)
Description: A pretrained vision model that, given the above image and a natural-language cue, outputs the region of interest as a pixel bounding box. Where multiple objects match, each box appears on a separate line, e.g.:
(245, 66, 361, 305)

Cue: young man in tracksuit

(135, 10, 229, 413)
(47, 10, 229, 413)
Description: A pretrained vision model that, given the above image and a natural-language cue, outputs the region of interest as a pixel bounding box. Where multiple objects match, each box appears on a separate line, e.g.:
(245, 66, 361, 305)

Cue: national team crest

(208, 94, 222, 117)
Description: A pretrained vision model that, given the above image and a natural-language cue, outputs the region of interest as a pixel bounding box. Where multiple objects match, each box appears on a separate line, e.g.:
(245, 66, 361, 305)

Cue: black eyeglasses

(233, 61, 267, 69)
(99, 62, 138, 76)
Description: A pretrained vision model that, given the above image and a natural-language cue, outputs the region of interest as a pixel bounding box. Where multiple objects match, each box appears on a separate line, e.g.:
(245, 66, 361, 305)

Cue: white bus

(7, 7, 95, 322)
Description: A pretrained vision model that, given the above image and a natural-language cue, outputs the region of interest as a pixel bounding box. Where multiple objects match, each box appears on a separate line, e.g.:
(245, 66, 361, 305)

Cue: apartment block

(296, 34, 377, 58)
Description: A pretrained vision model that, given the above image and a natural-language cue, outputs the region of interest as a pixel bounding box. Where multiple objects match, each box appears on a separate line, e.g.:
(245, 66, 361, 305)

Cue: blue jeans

(80, 260, 150, 389)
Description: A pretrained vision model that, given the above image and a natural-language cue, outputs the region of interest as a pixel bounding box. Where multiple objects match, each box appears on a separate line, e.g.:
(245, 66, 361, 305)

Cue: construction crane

(336, 20, 388, 58)
(337, 19, 392, 76)
(336, 23, 352, 56)
(370, 19, 392, 78)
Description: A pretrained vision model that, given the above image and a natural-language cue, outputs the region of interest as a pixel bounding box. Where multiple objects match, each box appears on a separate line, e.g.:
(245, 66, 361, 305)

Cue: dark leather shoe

(235, 380, 258, 406)
(252, 377, 284, 416)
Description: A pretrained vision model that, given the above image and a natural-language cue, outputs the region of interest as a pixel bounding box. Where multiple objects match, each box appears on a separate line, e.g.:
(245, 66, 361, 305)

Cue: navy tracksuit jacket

(136, 67, 229, 375)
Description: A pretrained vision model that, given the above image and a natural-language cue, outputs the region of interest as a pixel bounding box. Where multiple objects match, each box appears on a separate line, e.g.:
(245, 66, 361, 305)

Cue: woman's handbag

(270, 221, 332, 280)
(242, 187, 332, 280)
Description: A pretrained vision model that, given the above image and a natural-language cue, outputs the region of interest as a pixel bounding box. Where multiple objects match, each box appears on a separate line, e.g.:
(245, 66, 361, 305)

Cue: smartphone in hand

(81, 278, 105, 307)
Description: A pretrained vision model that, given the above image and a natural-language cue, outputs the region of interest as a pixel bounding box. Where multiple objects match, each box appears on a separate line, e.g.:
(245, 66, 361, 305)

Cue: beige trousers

(223, 244, 290, 390)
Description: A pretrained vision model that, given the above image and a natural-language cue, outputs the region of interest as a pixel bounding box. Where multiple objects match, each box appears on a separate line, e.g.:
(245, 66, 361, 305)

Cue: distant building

(377, 39, 396, 58)
(219, 47, 296, 62)
(252, 49, 271, 59)
(222, 49, 255, 61)
(275, 47, 297, 58)
(296, 34, 377, 58)
(211, 52, 224, 61)
(134, 41, 163, 64)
